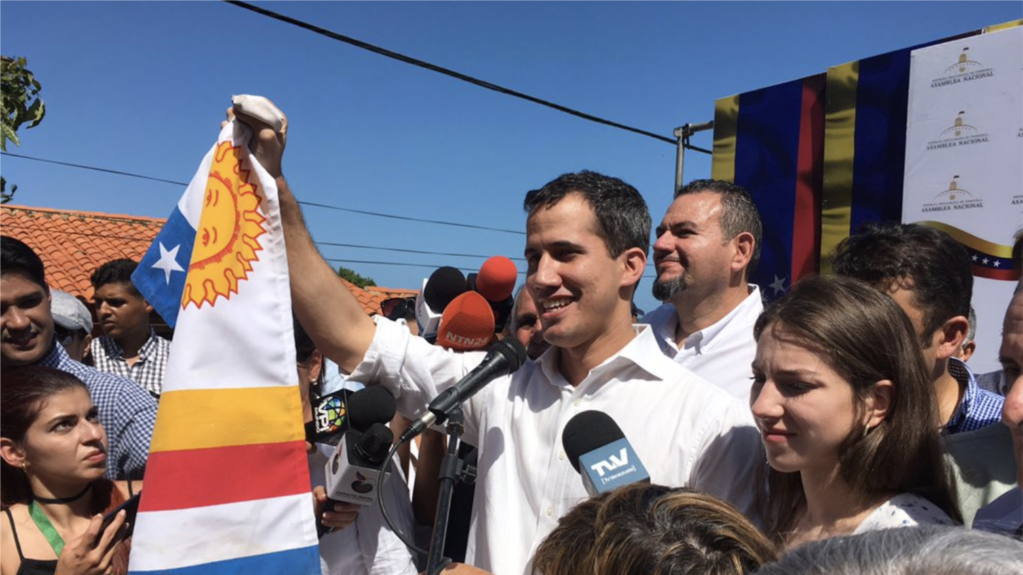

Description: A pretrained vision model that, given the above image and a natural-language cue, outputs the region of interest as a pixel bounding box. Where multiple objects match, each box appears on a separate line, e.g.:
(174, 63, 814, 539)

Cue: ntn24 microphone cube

(577, 437, 650, 496)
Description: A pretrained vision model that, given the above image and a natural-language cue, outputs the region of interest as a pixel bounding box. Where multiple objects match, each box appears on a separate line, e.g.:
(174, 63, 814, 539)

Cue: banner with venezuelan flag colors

(902, 24, 1022, 376)
(128, 118, 320, 575)
(712, 74, 825, 300)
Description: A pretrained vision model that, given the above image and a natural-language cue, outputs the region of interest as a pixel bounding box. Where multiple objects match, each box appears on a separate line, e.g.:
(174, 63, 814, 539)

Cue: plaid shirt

(945, 357, 1005, 435)
(40, 343, 157, 479)
(90, 329, 171, 397)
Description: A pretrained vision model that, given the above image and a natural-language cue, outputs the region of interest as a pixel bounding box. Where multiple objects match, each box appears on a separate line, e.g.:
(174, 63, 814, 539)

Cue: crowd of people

(1, 96, 1021, 575)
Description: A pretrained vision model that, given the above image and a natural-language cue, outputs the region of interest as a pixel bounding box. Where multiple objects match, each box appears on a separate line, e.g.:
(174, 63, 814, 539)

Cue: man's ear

(0, 437, 26, 470)
(865, 379, 894, 429)
(934, 315, 969, 361)
(959, 340, 976, 363)
(618, 247, 647, 290)
(731, 231, 755, 274)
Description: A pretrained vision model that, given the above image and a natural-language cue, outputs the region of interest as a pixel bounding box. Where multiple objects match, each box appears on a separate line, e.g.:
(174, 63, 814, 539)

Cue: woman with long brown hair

(1, 366, 136, 575)
(750, 275, 960, 550)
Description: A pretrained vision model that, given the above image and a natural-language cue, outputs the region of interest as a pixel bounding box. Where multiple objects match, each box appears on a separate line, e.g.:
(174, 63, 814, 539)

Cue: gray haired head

(754, 526, 1023, 575)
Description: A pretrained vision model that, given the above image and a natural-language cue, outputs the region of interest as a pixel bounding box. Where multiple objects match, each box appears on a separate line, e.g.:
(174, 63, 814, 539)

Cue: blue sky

(3, 1, 1020, 314)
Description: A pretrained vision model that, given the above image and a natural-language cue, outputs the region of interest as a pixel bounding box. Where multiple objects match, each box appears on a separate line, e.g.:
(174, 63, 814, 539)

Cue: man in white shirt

(233, 104, 760, 575)
(643, 179, 764, 400)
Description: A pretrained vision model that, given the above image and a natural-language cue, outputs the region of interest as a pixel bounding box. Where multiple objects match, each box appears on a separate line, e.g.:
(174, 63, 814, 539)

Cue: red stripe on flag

(973, 265, 1022, 282)
(792, 74, 825, 281)
(140, 441, 311, 511)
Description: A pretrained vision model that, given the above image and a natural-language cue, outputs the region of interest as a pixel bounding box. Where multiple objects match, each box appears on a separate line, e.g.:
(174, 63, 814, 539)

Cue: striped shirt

(90, 329, 171, 397)
(945, 357, 1005, 435)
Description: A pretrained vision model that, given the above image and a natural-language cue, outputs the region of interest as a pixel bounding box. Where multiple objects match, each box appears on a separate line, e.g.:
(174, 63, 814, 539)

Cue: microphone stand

(426, 405, 465, 575)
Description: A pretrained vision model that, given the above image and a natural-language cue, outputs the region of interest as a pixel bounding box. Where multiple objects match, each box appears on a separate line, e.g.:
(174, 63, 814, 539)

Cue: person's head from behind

(90, 259, 152, 342)
(522, 171, 650, 350)
(50, 289, 95, 363)
(293, 315, 323, 440)
(750, 275, 957, 537)
(1001, 285, 1023, 487)
(534, 484, 776, 575)
(0, 366, 106, 505)
(505, 287, 548, 360)
(652, 179, 762, 303)
(831, 222, 972, 382)
(1, 236, 55, 371)
(753, 525, 1023, 575)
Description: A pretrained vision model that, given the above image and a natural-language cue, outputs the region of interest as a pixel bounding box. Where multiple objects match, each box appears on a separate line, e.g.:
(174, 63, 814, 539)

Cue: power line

(1, 151, 524, 235)
(223, 0, 679, 146)
(317, 240, 525, 262)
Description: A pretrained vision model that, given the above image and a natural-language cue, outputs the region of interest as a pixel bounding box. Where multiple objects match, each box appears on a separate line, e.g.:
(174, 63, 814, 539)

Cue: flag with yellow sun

(129, 113, 320, 575)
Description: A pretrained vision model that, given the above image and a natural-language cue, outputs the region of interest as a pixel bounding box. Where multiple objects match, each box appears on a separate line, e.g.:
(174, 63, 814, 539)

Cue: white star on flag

(151, 242, 185, 284)
(971, 254, 978, 262)
(994, 261, 1001, 268)
(770, 274, 787, 296)
(982, 257, 990, 265)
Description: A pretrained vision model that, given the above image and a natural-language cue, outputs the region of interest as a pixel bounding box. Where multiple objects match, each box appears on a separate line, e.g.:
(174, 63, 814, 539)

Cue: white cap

(50, 290, 93, 333)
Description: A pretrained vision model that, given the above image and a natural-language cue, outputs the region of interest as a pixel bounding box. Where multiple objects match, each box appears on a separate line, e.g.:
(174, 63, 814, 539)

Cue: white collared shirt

(351, 317, 761, 575)
(643, 285, 764, 401)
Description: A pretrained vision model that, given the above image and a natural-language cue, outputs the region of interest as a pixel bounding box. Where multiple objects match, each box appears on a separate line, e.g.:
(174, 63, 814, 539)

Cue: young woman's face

(20, 387, 108, 484)
(750, 323, 861, 476)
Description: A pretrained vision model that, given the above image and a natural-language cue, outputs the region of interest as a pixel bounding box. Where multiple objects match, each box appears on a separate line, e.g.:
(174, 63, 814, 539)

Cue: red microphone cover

(436, 291, 495, 351)
(476, 256, 517, 302)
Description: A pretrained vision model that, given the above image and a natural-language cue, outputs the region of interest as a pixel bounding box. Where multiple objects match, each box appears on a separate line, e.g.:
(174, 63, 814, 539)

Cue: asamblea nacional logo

(926, 111, 989, 150)
(931, 47, 994, 88)
(921, 175, 984, 213)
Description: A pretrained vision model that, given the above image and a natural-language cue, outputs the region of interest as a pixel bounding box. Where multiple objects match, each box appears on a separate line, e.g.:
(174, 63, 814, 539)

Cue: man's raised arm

(232, 100, 374, 373)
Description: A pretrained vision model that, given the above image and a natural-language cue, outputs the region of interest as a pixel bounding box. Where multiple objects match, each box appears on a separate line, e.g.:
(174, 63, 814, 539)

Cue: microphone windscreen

(347, 387, 397, 432)
(562, 411, 626, 473)
(355, 423, 394, 465)
(476, 256, 518, 302)
(424, 267, 468, 312)
(436, 291, 495, 351)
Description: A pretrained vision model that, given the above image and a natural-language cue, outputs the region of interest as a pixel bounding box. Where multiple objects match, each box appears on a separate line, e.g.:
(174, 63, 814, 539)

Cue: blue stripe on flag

(132, 206, 194, 328)
(733, 78, 803, 298)
(128, 545, 320, 575)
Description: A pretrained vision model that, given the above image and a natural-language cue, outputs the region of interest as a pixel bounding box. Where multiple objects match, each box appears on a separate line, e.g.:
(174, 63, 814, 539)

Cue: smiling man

(0, 236, 157, 480)
(642, 179, 763, 400)
(90, 259, 171, 398)
(231, 100, 760, 575)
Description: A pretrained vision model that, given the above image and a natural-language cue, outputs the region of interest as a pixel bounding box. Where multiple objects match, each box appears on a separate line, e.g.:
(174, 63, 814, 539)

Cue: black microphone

(417, 267, 468, 342)
(399, 339, 527, 443)
(562, 411, 650, 497)
(320, 423, 395, 537)
(305, 386, 397, 445)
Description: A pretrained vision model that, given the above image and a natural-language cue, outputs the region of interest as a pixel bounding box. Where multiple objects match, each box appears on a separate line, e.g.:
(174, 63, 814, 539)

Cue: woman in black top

(1, 367, 137, 575)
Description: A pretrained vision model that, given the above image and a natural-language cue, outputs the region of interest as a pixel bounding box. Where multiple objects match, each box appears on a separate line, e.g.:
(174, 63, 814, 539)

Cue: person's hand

(312, 485, 359, 533)
(223, 97, 287, 179)
(54, 512, 126, 575)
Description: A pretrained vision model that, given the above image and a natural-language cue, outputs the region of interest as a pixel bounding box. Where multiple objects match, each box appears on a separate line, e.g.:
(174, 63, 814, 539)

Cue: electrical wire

(223, 0, 684, 146)
(1, 152, 524, 235)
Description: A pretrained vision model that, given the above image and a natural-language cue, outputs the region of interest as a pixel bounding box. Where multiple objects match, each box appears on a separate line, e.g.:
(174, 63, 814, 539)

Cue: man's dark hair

(0, 236, 47, 289)
(831, 222, 972, 340)
(676, 179, 763, 277)
(90, 259, 142, 296)
(523, 170, 651, 258)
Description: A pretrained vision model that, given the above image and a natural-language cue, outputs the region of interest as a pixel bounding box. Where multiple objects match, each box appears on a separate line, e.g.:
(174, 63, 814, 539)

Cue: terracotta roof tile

(1, 204, 415, 315)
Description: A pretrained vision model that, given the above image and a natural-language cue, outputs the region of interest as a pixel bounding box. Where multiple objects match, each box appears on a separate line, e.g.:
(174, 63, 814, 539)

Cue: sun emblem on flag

(182, 141, 267, 309)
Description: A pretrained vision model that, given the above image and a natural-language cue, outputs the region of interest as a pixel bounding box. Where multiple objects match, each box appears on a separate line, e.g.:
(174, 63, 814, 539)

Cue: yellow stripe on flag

(819, 61, 859, 275)
(984, 19, 1022, 33)
(712, 95, 739, 183)
(150, 387, 305, 452)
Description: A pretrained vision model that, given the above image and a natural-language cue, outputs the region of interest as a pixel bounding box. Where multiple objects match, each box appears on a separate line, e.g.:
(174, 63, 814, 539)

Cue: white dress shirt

(350, 317, 761, 575)
(308, 444, 418, 575)
(643, 285, 764, 401)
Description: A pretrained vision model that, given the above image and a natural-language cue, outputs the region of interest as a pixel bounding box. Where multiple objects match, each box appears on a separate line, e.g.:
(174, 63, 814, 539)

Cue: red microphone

(436, 291, 495, 351)
(475, 256, 517, 303)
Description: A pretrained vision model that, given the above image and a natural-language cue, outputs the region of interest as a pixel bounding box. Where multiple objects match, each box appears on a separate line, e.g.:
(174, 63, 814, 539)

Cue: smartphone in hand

(96, 492, 141, 547)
